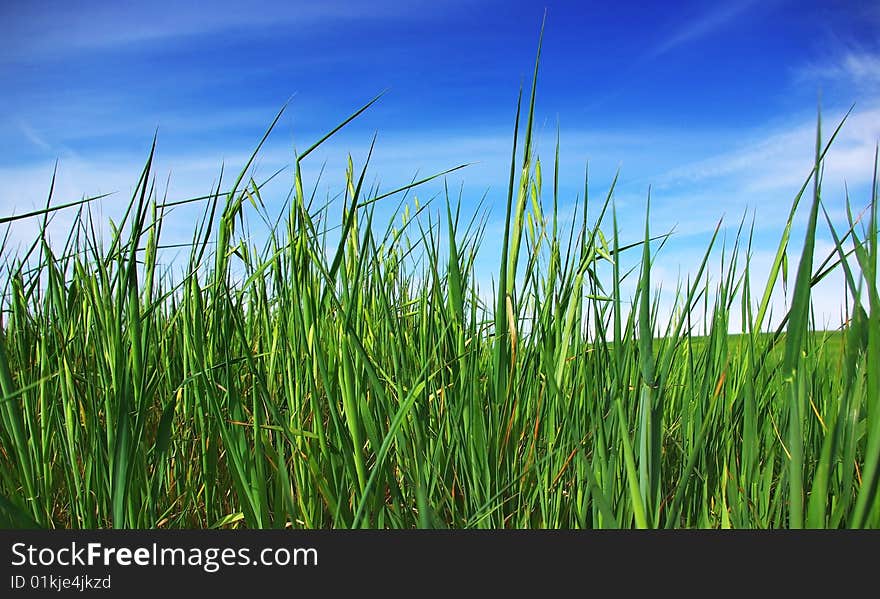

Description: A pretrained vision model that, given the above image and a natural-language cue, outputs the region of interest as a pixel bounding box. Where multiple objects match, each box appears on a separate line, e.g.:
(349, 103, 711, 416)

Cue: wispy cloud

(17, 121, 54, 153)
(648, 0, 762, 59)
(656, 105, 880, 196)
(3, 0, 470, 61)
(797, 50, 880, 95)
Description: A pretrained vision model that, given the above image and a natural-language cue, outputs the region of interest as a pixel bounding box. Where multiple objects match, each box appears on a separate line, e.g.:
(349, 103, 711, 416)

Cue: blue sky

(2, 0, 879, 328)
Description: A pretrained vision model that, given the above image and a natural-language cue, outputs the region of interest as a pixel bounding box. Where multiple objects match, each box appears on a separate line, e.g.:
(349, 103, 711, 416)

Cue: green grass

(1, 37, 878, 529)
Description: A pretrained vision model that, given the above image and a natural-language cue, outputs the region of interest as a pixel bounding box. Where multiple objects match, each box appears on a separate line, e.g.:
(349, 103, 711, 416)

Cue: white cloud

(798, 51, 880, 93)
(656, 104, 880, 197)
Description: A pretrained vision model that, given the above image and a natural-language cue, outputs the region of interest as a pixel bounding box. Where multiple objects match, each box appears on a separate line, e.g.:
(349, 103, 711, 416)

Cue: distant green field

(1, 43, 877, 529)
(697, 330, 845, 358)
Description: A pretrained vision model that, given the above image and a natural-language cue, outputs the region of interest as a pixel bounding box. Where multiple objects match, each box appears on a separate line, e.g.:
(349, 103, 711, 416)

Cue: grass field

(1, 44, 878, 529)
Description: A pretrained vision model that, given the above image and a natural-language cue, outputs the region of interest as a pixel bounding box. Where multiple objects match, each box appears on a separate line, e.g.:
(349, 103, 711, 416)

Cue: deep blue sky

(2, 0, 878, 327)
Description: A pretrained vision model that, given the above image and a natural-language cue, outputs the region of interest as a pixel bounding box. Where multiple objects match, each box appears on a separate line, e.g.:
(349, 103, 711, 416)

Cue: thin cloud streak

(2, 0, 471, 60)
(647, 0, 762, 59)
